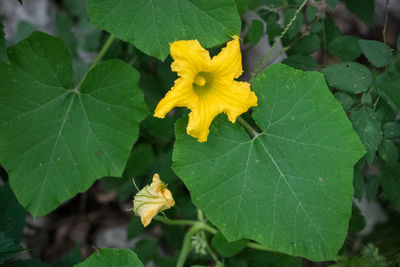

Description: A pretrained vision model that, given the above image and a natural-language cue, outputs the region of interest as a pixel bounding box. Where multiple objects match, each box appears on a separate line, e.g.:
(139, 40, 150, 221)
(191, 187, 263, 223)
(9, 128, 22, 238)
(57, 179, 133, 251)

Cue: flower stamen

(193, 73, 207, 87)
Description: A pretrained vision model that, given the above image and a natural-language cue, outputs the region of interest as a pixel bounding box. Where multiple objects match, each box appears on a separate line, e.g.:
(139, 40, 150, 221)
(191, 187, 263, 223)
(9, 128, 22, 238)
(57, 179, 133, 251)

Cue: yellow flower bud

(133, 174, 175, 227)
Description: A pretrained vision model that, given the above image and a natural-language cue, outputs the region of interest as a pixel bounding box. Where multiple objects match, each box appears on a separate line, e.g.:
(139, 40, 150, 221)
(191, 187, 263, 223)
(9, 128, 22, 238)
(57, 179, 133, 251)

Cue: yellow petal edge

(133, 174, 175, 227)
(154, 36, 258, 142)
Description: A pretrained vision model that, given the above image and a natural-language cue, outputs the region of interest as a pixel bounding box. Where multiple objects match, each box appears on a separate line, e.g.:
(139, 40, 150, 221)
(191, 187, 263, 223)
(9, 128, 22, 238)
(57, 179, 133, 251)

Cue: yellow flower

(154, 36, 258, 142)
(133, 174, 175, 227)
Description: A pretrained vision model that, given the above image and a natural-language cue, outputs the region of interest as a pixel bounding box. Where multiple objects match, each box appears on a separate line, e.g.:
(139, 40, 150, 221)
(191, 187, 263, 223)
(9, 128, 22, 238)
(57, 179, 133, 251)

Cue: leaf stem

(72, 34, 115, 92)
(237, 116, 260, 138)
(247, 241, 279, 253)
(250, 0, 309, 80)
(153, 215, 197, 226)
(176, 223, 217, 267)
(383, 0, 390, 45)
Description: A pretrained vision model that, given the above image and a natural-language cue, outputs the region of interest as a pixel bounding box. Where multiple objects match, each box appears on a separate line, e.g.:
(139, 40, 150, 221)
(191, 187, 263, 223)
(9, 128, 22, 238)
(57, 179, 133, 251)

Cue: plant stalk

(72, 34, 115, 92)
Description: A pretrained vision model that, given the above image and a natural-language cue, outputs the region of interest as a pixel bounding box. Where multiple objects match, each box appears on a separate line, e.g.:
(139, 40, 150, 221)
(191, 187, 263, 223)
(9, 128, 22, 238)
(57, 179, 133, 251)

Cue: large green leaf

(86, 0, 241, 61)
(0, 184, 26, 242)
(173, 64, 365, 261)
(0, 32, 148, 216)
(74, 248, 144, 267)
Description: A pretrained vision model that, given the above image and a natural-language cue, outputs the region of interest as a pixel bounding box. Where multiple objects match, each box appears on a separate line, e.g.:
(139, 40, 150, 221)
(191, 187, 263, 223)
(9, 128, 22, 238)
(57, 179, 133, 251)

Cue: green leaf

(365, 175, 379, 201)
(55, 11, 78, 55)
(86, 0, 241, 61)
(334, 92, 354, 112)
(344, 0, 375, 25)
(284, 8, 304, 39)
(0, 20, 6, 61)
(173, 64, 365, 261)
(318, 18, 340, 44)
(380, 163, 400, 212)
(246, 20, 264, 45)
(0, 184, 26, 242)
(282, 55, 318, 71)
(127, 216, 144, 240)
(74, 248, 144, 267)
(349, 205, 366, 234)
(325, 0, 338, 10)
(383, 122, 400, 139)
(350, 106, 382, 165)
(376, 71, 400, 109)
(4, 259, 50, 267)
(290, 34, 320, 55)
(306, 6, 318, 23)
(327, 36, 362, 62)
(353, 160, 365, 201)
(359, 40, 392, 68)
(379, 141, 398, 167)
(398, 35, 400, 50)
(211, 232, 248, 258)
(321, 62, 372, 93)
(0, 31, 148, 216)
(266, 13, 282, 43)
(244, 250, 302, 267)
(0, 232, 24, 264)
(54, 245, 82, 267)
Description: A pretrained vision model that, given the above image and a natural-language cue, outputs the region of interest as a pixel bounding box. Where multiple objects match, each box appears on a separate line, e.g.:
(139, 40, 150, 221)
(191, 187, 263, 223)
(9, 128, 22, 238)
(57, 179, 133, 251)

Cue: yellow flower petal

(170, 39, 212, 78)
(211, 36, 243, 79)
(154, 78, 197, 118)
(133, 174, 175, 227)
(154, 35, 258, 142)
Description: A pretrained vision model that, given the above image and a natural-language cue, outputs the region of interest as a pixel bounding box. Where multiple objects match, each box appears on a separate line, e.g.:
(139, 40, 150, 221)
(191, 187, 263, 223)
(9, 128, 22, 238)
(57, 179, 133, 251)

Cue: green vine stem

(71, 34, 115, 92)
(155, 214, 277, 267)
(250, 0, 309, 80)
(237, 116, 260, 138)
(383, 0, 390, 45)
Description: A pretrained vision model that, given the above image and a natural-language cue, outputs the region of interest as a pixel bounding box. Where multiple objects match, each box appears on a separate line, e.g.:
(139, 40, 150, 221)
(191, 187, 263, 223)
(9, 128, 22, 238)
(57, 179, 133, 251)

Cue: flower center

(193, 73, 207, 87)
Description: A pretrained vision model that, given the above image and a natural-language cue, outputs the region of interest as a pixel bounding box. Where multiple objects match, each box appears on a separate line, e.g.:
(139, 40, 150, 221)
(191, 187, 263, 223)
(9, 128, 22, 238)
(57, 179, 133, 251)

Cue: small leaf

(326, 0, 338, 10)
(0, 32, 148, 216)
(266, 13, 282, 43)
(348, 205, 366, 233)
(0, 184, 26, 242)
(350, 106, 382, 165)
(359, 40, 392, 68)
(54, 245, 82, 267)
(344, 0, 375, 25)
(0, 232, 24, 264)
(383, 122, 400, 139)
(379, 141, 398, 167)
(353, 160, 365, 201)
(74, 248, 144, 267)
(318, 18, 340, 44)
(284, 8, 304, 39)
(380, 163, 400, 212)
(334, 92, 354, 112)
(322, 62, 372, 93)
(282, 54, 318, 70)
(173, 64, 365, 261)
(306, 6, 318, 23)
(365, 175, 379, 201)
(327, 36, 362, 61)
(246, 20, 264, 45)
(211, 232, 248, 258)
(0, 20, 6, 61)
(290, 34, 321, 55)
(376, 71, 400, 109)
(86, 0, 241, 61)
